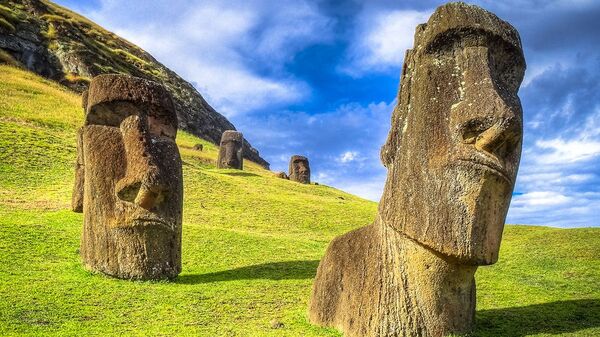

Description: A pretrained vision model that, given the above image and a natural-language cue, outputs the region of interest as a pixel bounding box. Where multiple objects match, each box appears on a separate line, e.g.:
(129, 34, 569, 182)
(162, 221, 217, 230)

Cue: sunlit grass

(0, 65, 599, 336)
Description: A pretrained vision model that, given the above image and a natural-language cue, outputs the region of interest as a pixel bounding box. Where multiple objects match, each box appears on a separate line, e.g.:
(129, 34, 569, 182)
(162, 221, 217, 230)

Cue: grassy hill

(0, 0, 269, 167)
(0, 65, 599, 336)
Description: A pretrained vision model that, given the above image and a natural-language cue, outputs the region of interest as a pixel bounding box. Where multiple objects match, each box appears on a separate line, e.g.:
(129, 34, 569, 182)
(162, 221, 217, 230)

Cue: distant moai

(72, 74, 183, 280)
(289, 155, 310, 184)
(193, 143, 203, 151)
(217, 130, 243, 169)
(309, 3, 525, 336)
(274, 171, 289, 179)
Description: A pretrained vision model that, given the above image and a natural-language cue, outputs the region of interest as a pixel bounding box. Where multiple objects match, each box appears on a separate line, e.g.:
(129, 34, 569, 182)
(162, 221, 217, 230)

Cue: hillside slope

(1, 65, 599, 336)
(0, 0, 269, 167)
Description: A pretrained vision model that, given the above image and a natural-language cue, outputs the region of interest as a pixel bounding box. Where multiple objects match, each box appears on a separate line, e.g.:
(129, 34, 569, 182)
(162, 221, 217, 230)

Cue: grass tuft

(0, 49, 20, 67)
(0, 17, 15, 32)
(0, 4, 19, 23)
(63, 72, 90, 85)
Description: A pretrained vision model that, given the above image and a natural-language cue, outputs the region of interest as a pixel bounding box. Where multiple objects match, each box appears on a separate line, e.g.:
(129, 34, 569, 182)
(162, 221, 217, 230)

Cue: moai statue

(217, 130, 243, 169)
(274, 171, 289, 179)
(193, 143, 203, 151)
(289, 155, 310, 184)
(309, 3, 525, 336)
(71, 74, 183, 280)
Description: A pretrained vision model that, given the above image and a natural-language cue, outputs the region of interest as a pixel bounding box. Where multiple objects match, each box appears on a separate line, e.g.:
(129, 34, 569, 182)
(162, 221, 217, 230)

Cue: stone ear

(71, 127, 84, 213)
(381, 49, 414, 168)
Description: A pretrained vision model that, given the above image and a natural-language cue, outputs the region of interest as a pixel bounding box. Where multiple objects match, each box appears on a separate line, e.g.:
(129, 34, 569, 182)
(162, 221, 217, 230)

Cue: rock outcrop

(309, 3, 525, 336)
(0, 0, 269, 168)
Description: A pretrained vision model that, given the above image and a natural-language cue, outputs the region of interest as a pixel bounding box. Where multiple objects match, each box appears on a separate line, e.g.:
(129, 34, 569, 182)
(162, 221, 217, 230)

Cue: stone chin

(443, 163, 514, 265)
(298, 173, 310, 181)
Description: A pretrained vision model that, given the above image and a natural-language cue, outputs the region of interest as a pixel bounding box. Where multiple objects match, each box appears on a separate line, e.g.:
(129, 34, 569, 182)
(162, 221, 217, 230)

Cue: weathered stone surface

(0, 0, 269, 168)
(81, 90, 88, 111)
(309, 3, 525, 336)
(73, 74, 183, 280)
(289, 155, 310, 184)
(217, 131, 243, 170)
(71, 127, 84, 213)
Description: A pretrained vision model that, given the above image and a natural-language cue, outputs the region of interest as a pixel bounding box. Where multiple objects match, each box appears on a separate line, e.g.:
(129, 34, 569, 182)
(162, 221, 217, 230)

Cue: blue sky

(54, 0, 600, 228)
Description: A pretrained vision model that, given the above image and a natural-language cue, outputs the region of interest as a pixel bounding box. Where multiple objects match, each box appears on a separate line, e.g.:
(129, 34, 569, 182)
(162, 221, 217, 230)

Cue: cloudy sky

(55, 0, 600, 228)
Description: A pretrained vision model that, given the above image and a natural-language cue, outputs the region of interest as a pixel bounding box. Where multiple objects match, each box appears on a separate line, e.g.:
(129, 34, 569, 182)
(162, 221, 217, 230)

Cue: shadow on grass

(176, 260, 320, 284)
(475, 299, 600, 336)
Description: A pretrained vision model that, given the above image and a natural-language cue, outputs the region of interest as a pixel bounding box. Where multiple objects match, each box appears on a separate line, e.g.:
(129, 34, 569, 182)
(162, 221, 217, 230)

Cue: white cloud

(331, 177, 386, 202)
(341, 9, 432, 77)
(237, 100, 394, 201)
(512, 191, 572, 207)
(535, 138, 600, 164)
(338, 151, 359, 163)
(82, 0, 332, 116)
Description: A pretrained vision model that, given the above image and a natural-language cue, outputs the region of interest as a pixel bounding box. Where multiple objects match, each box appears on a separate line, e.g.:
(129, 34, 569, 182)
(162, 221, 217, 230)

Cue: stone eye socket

(460, 119, 487, 144)
(488, 46, 524, 94)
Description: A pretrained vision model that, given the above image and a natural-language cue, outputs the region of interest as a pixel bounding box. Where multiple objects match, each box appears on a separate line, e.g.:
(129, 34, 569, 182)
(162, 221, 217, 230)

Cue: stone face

(73, 74, 183, 280)
(288, 155, 310, 184)
(274, 171, 289, 179)
(309, 3, 525, 336)
(217, 131, 244, 169)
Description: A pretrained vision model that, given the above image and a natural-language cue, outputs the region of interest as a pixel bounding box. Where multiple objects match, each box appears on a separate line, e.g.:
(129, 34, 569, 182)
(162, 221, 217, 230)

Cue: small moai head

(274, 171, 289, 179)
(378, 3, 525, 266)
(289, 155, 310, 184)
(72, 74, 183, 280)
(217, 130, 243, 169)
(193, 143, 203, 151)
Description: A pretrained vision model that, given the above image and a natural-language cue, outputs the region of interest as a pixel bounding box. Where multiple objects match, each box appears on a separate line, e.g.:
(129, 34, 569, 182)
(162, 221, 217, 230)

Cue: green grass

(0, 48, 19, 66)
(0, 65, 599, 336)
(0, 16, 15, 32)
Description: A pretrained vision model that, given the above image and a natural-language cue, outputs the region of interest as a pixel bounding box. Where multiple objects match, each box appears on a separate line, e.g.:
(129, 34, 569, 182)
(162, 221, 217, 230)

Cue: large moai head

(378, 3, 525, 265)
(289, 155, 310, 184)
(72, 74, 183, 280)
(217, 130, 244, 169)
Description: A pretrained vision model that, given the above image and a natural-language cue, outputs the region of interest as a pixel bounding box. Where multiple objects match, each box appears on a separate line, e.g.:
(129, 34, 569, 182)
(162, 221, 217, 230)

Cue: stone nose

(116, 115, 167, 210)
(456, 46, 522, 160)
(474, 122, 512, 158)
